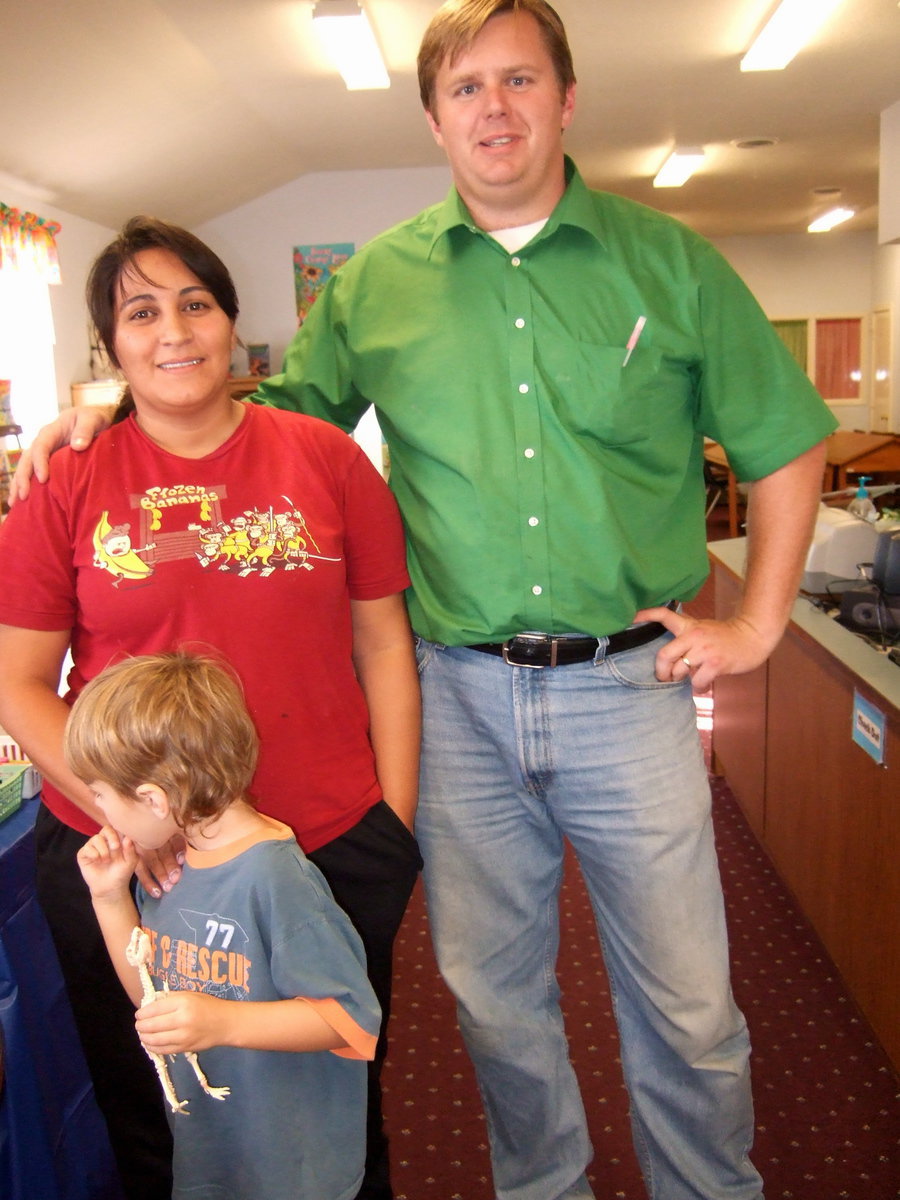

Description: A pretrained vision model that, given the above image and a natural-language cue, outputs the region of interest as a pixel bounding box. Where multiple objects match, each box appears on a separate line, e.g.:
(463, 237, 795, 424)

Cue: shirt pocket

(545, 341, 673, 447)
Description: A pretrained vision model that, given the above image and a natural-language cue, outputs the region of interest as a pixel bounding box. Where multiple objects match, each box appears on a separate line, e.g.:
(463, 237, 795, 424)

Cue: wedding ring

(681, 656, 692, 668)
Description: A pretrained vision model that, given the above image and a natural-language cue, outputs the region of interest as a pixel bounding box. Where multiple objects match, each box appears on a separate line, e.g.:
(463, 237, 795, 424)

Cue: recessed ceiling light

(731, 137, 778, 150)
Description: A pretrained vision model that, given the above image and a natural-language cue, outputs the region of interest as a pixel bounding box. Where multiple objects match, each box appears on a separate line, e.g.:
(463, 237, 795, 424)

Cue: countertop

(708, 537, 900, 712)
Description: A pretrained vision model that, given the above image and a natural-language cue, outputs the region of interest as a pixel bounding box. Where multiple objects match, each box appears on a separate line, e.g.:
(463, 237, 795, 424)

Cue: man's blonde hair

(417, 0, 576, 114)
(65, 651, 259, 828)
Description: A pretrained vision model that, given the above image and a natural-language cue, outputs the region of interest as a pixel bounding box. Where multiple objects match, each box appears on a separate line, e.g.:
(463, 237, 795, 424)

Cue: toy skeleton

(126, 926, 231, 1114)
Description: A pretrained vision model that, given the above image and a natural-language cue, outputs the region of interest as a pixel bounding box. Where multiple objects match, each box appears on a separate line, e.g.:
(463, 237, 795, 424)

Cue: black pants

(35, 801, 421, 1200)
(309, 801, 423, 1200)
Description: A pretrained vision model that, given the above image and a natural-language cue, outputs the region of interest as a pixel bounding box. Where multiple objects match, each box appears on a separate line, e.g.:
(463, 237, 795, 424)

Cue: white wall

(6, 162, 896, 440)
(872, 242, 900, 430)
(711, 229, 876, 316)
(1, 184, 115, 434)
(197, 170, 895, 433)
(195, 165, 451, 377)
(880, 99, 900, 246)
(711, 229, 895, 431)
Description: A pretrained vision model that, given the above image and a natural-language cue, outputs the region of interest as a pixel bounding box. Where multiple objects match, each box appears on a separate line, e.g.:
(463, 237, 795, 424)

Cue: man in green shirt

(255, 10, 832, 1195)
(262, 7, 831, 1199)
(20, 3, 835, 1198)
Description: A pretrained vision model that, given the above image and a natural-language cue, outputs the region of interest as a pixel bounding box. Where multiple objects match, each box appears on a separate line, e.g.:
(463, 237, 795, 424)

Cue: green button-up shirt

(256, 159, 836, 644)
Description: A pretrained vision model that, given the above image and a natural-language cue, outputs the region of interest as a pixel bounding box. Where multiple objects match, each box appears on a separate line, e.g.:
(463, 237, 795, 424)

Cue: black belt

(467, 620, 668, 668)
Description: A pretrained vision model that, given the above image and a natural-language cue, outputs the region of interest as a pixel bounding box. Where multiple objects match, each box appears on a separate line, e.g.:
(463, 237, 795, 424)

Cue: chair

(704, 458, 728, 519)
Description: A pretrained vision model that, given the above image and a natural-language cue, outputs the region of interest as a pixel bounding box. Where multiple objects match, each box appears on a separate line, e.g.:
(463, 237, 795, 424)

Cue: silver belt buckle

(501, 633, 558, 668)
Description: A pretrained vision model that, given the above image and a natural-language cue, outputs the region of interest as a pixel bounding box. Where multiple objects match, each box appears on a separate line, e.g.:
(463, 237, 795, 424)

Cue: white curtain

(0, 204, 61, 443)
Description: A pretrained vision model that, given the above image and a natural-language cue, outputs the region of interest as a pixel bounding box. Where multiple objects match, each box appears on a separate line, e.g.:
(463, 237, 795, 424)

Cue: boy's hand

(76, 826, 139, 899)
(136, 991, 228, 1055)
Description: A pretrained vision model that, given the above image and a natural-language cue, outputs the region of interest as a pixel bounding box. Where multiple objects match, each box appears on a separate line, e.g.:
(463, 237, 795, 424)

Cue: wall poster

(293, 243, 354, 327)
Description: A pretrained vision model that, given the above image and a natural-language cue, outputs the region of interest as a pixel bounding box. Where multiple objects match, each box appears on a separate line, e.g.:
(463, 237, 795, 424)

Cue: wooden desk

(69, 378, 266, 404)
(703, 442, 741, 537)
(825, 431, 900, 489)
(229, 375, 266, 400)
(70, 380, 125, 408)
(705, 432, 900, 537)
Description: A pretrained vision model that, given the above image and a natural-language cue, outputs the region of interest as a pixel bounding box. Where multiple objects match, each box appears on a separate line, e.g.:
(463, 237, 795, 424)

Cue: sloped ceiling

(3, 0, 899, 237)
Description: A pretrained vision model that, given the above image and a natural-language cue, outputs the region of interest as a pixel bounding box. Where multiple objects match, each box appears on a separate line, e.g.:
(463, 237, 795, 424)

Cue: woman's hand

(134, 834, 186, 899)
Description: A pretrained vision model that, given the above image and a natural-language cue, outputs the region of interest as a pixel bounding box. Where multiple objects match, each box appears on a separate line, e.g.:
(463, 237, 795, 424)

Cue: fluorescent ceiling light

(741, 0, 844, 72)
(807, 206, 855, 233)
(312, 1, 389, 90)
(653, 148, 705, 188)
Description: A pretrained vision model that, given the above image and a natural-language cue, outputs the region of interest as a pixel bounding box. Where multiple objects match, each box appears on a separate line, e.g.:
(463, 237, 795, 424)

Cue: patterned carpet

(381, 563, 900, 1198)
(382, 771, 900, 1199)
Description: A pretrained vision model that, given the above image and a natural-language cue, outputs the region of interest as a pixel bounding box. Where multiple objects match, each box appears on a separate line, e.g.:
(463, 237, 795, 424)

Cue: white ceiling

(3, 0, 899, 238)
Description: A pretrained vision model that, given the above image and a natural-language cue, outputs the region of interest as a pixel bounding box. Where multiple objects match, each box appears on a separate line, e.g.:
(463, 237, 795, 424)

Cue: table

(0, 799, 122, 1200)
(824, 430, 900, 490)
(703, 441, 742, 536)
(704, 432, 900, 537)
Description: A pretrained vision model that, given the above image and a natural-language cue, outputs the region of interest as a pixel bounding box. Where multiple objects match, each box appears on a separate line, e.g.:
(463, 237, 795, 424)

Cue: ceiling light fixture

(731, 136, 778, 151)
(312, 0, 389, 91)
(741, 0, 844, 71)
(653, 147, 705, 188)
(807, 206, 855, 233)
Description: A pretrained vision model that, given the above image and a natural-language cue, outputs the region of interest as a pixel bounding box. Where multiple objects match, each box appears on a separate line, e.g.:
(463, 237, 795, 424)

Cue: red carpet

(382, 586, 900, 1200)
(383, 775, 900, 1198)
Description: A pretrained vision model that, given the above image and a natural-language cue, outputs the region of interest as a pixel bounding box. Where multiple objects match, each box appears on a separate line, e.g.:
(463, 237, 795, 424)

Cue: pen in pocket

(622, 316, 647, 367)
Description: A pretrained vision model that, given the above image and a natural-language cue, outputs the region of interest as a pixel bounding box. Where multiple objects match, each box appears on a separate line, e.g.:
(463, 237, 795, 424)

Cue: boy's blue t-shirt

(137, 828, 380, 1200)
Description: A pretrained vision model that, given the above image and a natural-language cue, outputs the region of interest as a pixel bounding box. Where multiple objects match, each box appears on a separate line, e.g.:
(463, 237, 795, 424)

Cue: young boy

(70, 651, 381, 1200)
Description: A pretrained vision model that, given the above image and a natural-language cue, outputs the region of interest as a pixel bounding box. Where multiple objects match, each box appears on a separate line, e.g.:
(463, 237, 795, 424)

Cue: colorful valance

(0, 203, 62, 283)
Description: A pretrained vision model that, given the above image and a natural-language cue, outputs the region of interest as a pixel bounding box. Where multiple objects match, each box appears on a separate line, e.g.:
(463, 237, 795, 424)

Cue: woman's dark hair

(86, 215, 239, 372)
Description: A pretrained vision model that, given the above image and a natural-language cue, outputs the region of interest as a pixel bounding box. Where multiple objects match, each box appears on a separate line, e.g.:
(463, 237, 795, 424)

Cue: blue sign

(852, 691, 886, 766)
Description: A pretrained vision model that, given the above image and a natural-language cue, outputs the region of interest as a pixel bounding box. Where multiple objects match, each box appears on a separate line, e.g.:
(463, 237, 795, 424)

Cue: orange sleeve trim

(300, 996, 379, 1061)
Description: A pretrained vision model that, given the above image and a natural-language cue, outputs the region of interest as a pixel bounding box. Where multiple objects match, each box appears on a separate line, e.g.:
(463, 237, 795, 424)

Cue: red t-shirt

(0, 404, 410, 850)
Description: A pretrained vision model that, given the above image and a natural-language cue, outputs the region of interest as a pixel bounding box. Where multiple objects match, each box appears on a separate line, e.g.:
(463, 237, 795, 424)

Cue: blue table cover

(0, 798, 122, 1199)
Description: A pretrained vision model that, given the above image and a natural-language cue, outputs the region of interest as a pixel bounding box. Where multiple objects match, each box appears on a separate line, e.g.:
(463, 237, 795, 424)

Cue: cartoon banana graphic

(92, 511, 153, 582)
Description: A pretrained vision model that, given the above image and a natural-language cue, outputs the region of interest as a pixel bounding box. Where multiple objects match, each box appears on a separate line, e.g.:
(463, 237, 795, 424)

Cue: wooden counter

(710, 539, 899, 1072)
(229, 375, 266, 399)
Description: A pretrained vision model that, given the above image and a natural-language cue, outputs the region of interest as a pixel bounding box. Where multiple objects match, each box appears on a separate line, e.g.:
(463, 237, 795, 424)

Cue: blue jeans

(414, 636, 763, 1200)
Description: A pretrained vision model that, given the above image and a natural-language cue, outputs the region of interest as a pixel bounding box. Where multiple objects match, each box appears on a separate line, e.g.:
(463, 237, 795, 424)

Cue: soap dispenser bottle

(848, 475, 876, 522)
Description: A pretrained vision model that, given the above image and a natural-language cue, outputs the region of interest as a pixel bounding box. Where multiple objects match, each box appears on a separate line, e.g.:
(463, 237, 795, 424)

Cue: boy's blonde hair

(65, 651, 259, 827)
(417, 0, 576, 114)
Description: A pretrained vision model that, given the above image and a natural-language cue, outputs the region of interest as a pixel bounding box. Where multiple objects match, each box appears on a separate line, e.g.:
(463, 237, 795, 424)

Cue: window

(813, 317, 861, 401)
(0, 204, 61, 443)
(771, 318, 807, 371)
(771, 314, 864, 406)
